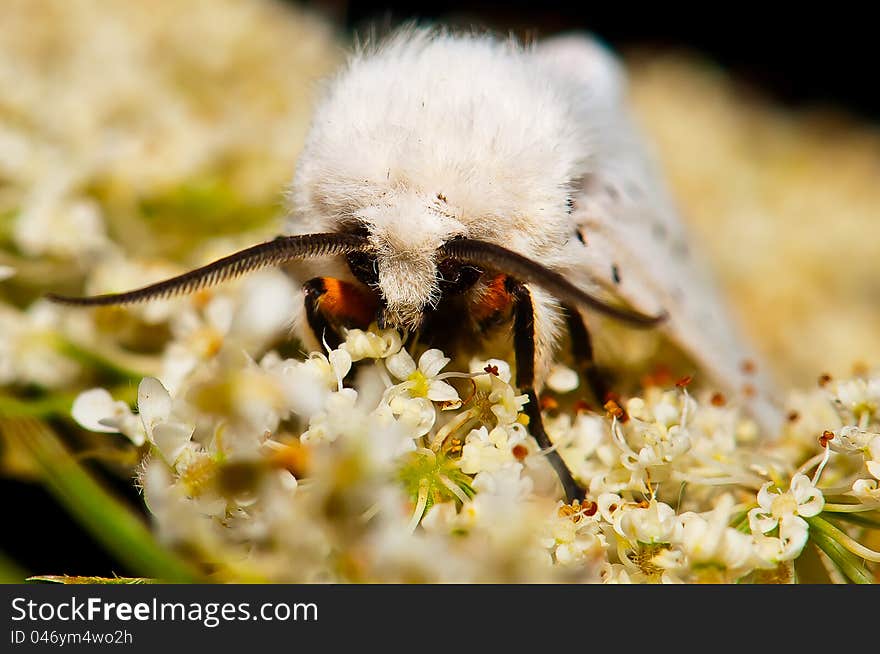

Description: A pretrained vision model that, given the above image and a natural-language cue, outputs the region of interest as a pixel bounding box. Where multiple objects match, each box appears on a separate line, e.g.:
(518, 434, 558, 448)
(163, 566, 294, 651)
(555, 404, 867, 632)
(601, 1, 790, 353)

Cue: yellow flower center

(407, 370, 430, 397)
(770, 493, 799, 519)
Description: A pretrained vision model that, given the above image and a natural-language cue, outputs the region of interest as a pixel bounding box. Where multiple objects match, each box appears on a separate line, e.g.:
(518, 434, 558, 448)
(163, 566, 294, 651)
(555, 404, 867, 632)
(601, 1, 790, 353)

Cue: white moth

(48, 27, 782, 500)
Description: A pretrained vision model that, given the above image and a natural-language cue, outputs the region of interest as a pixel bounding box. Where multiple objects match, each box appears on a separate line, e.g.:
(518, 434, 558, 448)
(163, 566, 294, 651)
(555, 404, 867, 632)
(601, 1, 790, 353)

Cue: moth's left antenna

(46, 232, 369, 306)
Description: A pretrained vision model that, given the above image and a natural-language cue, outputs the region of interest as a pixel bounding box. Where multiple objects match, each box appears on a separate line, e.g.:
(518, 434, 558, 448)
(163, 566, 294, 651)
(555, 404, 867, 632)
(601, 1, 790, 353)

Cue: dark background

(6, 1, 880, 580)
(308, 1, 880, 120)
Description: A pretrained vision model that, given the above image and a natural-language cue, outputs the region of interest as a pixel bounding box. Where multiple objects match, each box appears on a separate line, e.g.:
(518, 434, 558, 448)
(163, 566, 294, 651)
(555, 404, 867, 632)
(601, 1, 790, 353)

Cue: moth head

(354, 196, 465, 330)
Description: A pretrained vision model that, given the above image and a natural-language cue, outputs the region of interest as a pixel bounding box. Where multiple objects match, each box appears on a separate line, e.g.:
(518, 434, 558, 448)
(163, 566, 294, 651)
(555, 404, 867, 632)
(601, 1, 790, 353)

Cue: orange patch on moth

(319, 278, 378, 328)
(471, 274, 513, 323)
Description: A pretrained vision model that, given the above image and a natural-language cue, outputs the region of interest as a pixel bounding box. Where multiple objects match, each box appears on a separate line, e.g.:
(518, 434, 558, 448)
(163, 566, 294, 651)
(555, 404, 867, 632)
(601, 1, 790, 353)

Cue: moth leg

(302, 277, 379, 350)
(563, 304, 611, 405)
(507, 279, 586, 503)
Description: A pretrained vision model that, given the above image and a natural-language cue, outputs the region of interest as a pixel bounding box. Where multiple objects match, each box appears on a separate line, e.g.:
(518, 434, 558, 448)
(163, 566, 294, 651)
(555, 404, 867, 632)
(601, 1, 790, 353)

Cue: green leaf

(0, 415, 200, 582)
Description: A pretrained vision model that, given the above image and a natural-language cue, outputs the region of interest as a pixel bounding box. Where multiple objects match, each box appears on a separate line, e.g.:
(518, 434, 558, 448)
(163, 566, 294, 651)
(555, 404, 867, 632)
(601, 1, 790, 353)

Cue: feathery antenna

(440, 238, 666, 327)
(46, 233, 369, 307)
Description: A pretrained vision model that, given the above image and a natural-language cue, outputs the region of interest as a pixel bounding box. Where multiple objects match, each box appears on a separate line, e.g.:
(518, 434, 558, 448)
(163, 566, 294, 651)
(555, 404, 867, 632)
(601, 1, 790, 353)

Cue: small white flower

(386, 395, 436, 439)
(72, 388, 146, 446)
(459, 426, 517, 474)
(615, 499, 681, 545)
(748, 474, 824, 561)
(342, 327, 402, 360)
(386, 348, 461, 408)
(679, 495, 757, 577)
(851, 478, 880, 502)
(831, 378, 880, 420)
(469, 358, 512, 386)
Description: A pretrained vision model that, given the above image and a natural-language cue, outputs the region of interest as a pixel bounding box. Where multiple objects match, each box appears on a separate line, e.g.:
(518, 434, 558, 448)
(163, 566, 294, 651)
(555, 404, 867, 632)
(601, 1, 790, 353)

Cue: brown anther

(540, 396, 559, 412)
(819, 430, 834, 447)
(511, 444, 528, 461)
(710, 392, 726, 407)
(582, 500, 598, 517)
(818, 373, 833, 387)
(742, 383, 756, 398)
(787, 410, 800, 423)
(636, 499, 650, 509)
(436, 192, 447, 203)
(741, 359, 756, 375)
(608, 503, 618, 513)
(675, 375, 693, 388)
(484, 364, 500, 376)
(604, 399, 628, 422)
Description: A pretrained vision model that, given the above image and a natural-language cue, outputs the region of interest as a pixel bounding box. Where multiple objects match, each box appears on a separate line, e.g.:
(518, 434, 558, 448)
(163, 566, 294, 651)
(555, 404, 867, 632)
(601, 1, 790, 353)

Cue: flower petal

(385, 350, 416, 380)
(427, 380, 461, 405)
(418, 348, 450, 377)
(748, 508, 777, 535)
(778, 516, 809, 560)
(137, 377, 172, 437)
(72, 388, 122, 433)
(152, 421, 194, 465)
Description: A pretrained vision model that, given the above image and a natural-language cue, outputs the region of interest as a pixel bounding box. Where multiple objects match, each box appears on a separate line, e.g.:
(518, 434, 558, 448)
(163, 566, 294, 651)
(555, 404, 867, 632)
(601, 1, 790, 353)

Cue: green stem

(0, 416, 200, 582)
(808, 515, 880, 563)
(810, 528, 874, 584)
(0, 549, 27, 583)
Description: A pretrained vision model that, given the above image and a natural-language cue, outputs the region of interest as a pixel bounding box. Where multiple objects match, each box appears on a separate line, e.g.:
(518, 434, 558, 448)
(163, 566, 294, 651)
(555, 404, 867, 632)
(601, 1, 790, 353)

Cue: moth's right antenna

(46, 232, 369, 307)
(440, 238, 667, 327)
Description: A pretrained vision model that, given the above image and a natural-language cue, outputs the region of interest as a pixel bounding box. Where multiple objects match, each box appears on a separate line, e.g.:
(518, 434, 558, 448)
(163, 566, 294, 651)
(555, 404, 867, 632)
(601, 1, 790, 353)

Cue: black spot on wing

(611, 264, 621, 285)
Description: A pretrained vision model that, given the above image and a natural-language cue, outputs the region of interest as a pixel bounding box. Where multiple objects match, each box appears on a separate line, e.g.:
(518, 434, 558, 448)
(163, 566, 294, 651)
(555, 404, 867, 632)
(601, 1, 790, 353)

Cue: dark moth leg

(563, 304, 611, 406)
(302, 277, 378, 351)
(507, 279, 586, 503)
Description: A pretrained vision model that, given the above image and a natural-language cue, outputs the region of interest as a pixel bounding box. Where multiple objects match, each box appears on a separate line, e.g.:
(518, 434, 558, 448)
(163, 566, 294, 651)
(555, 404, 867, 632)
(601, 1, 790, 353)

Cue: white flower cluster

(65, 300, 880, 582)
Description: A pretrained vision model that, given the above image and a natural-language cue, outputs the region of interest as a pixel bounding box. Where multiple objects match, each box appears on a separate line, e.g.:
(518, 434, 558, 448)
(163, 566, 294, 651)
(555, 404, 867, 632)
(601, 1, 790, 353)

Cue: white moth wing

(534, 34, 783, 435)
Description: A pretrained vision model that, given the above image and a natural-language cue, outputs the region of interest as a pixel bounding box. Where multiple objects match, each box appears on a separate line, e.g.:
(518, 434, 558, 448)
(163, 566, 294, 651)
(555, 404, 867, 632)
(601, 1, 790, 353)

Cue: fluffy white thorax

(288, 28, 590, 260)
